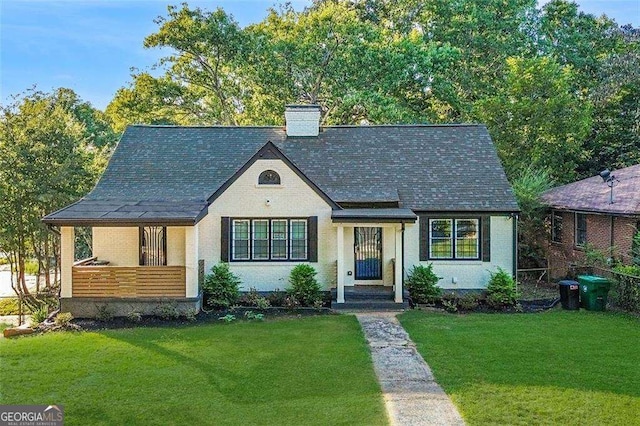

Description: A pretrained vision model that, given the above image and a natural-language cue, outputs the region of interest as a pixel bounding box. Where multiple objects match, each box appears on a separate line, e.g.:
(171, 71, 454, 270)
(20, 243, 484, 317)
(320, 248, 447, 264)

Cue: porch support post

(185, 226, 199, 298)
(394, 225, 403, 303)
(336, 225, 345, 303)
(60, 226, 74, 298)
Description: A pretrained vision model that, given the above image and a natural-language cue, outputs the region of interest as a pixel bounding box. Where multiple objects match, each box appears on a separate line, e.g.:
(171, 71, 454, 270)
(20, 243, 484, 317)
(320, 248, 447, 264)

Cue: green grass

(399, 309, 640, 425)
(0, 316, 387, 426)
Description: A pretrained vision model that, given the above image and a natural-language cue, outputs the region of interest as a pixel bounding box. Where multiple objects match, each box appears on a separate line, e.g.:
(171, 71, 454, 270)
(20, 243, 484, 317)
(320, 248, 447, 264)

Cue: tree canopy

(104, 0, 639, 184)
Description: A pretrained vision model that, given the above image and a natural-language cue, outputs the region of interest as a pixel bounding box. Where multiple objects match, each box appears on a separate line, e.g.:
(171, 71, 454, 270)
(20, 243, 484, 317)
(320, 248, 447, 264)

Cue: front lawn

(0, 316, 387, 426)
(399, 310, 640, 425)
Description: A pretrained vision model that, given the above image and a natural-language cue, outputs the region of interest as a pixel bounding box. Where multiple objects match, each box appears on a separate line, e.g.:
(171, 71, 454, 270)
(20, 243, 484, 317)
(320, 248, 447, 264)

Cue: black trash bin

(558, 280, 580, 310)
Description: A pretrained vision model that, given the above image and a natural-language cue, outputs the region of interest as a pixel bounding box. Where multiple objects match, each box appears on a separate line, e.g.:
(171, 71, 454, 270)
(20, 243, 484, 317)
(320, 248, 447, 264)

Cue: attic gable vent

(285, 104, 321, 137)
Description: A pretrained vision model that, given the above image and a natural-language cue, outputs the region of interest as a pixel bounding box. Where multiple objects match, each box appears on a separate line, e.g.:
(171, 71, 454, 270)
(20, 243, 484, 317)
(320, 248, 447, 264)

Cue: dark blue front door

(354, 227, 382, 280)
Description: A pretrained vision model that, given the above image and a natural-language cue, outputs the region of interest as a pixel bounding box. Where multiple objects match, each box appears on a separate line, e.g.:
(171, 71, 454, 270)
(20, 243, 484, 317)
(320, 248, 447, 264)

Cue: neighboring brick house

(542, 164, 640, 277)
(43, 105, 519, 317)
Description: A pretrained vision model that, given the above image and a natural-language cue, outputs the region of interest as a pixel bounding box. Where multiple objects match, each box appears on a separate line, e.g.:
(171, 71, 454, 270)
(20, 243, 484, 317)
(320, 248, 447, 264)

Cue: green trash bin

(577, 275, 611, 311)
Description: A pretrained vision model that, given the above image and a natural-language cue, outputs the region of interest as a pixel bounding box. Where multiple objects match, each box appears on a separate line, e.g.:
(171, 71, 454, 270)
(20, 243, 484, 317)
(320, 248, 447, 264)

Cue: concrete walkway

(356, 312, 465, 426)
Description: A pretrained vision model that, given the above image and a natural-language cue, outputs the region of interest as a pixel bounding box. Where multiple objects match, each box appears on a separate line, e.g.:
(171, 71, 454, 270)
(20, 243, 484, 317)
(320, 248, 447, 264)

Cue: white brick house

(44, 105, 519, 317)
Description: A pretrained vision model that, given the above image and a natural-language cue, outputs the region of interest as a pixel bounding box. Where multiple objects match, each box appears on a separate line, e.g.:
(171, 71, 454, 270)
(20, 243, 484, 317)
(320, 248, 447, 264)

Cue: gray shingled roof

(44, 124, 518, 224)
(542, 164, 640, 216)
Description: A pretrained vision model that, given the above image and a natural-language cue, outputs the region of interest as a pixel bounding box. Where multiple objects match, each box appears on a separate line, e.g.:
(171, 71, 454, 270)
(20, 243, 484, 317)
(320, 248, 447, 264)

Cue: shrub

(486, 267, 519, 308)
(154, 303, 180, 320)
(244, 310, 265, 321)
(611, 265, 640, 313)
(95, 304, 114, 322)
(458, 293, 480, 311)
(406, 264, 442, 304)
(287, 264, 321, 306)
(183, 309, 197, 322)
(55, 312, 74, 326)
(126, 311, 142, 323)
(242, 287, 271, 309)
(218, 314, 236, 323)
(0, 298, 25, 315)
(30, 304, 49, 324)
(267, 289, 287, 307)
(203, 263, 241, 309)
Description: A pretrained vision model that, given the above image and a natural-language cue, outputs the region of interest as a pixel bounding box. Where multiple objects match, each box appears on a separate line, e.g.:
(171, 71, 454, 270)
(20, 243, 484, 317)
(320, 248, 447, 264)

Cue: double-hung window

(575, 213, 587, 247)
(231, 218, 308, 261)
(428, 218, 479, 260)
(551, 211, 563, 243)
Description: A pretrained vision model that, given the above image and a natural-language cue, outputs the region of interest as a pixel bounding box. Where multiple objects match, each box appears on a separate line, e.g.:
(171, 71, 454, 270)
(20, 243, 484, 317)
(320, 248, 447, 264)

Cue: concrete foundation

(60, 296, 201, 319)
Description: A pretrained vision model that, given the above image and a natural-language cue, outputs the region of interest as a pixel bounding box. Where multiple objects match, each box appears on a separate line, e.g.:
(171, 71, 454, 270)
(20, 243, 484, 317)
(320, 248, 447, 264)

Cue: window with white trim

(231, 218, 308, 261)
(429, 218, 479, 260)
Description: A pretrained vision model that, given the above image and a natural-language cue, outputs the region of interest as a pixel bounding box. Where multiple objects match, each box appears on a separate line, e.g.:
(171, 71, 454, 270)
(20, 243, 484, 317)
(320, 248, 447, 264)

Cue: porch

(332, 208, 417, 307)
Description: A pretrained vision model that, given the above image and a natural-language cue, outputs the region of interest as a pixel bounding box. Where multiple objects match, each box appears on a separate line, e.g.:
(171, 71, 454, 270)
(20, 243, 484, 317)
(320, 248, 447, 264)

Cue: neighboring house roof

(542, 164, 640, 216)
(43, 124, 518, 225)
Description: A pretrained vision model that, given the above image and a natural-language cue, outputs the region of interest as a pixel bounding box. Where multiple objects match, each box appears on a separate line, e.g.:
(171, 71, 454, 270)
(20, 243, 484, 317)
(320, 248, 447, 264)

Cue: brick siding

(547, 211, 639, 277)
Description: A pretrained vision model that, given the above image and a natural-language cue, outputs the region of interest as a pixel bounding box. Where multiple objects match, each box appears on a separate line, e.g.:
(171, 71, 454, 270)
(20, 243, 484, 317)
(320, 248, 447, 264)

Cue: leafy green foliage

(54, 312, 74, 327)
(203, 263, 241, 309)
(287, 264, 322, 307)
(218, 314, 236, 323)
(240, 287, 271, 309)
(30, 304, 48, 325)
(406, 264, 442, 304)
(0, 88, 109, 309)
(632, 230, 640, 267)
(511, 168, 554, 268)
(486, 267, 519, 307)
(474, 56, 591, 183)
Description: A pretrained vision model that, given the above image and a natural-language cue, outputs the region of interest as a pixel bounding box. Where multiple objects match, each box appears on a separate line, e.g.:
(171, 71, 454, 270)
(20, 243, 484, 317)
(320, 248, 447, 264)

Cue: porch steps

(330, 286, 410, 310)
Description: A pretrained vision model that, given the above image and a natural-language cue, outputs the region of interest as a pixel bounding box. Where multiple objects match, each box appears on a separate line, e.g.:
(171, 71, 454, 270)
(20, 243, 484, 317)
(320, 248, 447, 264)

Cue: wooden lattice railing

(72, 266, 186, 298)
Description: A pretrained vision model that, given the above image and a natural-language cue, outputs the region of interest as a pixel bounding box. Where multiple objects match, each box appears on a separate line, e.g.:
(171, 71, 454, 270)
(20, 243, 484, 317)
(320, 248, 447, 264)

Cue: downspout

(610, 215, 615, 261)
(512, 214, 518, 290)
(401, 222, 406, 295)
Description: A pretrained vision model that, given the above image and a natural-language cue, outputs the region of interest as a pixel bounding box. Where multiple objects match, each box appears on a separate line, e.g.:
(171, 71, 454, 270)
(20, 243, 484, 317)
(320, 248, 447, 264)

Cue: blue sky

(1, 0, 638, 110)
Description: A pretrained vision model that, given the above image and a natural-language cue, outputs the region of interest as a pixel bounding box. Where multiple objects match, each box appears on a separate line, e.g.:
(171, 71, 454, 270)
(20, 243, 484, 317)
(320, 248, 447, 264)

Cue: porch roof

(331, 208, 417, 223)
(42, 199, 207, 226)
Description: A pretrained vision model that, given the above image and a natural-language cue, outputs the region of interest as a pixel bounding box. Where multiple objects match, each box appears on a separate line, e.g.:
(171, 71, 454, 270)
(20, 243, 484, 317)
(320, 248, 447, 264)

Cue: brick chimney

(285, 105, 321, 137)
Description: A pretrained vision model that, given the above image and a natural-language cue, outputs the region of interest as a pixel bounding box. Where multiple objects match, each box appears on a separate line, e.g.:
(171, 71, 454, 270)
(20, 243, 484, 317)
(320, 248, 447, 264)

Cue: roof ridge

(129, 123, 485, 129)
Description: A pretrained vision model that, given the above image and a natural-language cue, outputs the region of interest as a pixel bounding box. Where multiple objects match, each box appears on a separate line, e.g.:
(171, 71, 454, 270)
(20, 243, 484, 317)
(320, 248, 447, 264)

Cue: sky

(1, 0, 639, 111)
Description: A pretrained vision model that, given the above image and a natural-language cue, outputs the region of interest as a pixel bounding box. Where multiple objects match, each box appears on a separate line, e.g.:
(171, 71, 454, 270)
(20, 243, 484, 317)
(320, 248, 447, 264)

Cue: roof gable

(207, 141, 339, 209)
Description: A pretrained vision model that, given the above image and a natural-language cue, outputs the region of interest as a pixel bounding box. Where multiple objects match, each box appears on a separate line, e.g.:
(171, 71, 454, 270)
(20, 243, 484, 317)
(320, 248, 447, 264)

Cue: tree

(0, 89, 104, 309)
(474, 56, 591, 183)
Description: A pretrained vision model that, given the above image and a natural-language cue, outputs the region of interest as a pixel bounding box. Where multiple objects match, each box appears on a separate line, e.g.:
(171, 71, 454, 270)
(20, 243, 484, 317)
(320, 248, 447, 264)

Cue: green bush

(55, 312, 74, 326)
(406, 264, 442, 304)
(486, 267, 519, 308)
(95, 304, 114, 322)
(611, 265, 640, 313)
(267, 289, 287, 307)
(126, 311, 142, 323)
(154, 302, 180, 320)
(458, 293, 481, 311)
(203, 263, 241, 309)
(287, 264, 321, 306)
(30, 304, 49, 324)
(241, 287, 271, 309)
(0, 298, 29, 315)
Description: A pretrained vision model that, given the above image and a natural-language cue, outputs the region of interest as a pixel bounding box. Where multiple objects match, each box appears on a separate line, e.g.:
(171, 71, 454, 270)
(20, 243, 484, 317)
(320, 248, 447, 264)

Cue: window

(231, 218, 308, 261)
(139, 226, 166, 266)
(258, 170, 281, 185)
(551, 211, 563, 243)
(575, 213, 587, 246)
(429, 218, 479, 260)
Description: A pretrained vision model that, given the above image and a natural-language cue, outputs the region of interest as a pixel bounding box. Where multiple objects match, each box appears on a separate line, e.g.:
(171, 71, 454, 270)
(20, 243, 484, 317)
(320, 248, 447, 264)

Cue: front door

(354, 227, 383, 280)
